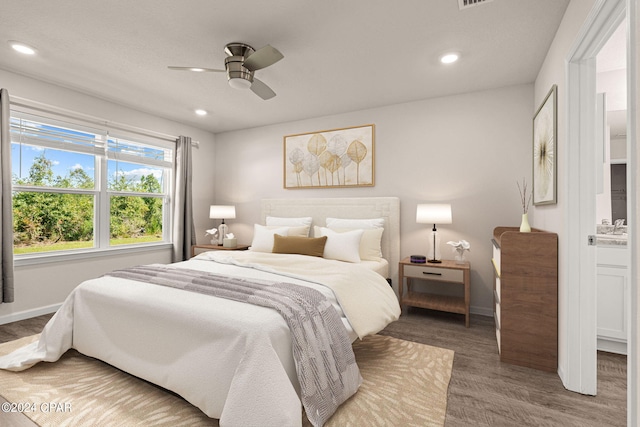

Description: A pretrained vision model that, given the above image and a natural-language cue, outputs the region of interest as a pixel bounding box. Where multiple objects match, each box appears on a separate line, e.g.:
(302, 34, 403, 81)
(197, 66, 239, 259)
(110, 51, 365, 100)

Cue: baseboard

(0, 303, 61, 326)
(557, 364, 566, 385)
(470, 305, 494, 317)
(597, 337, 627, 355)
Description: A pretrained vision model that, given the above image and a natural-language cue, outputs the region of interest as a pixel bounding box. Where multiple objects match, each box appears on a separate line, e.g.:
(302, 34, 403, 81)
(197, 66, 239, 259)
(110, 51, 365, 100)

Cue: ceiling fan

(168, 42, 284, 100)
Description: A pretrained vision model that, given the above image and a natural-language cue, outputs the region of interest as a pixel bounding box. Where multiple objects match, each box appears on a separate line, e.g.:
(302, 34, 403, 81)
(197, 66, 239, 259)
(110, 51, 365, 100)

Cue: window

(11, 109, 173, 255)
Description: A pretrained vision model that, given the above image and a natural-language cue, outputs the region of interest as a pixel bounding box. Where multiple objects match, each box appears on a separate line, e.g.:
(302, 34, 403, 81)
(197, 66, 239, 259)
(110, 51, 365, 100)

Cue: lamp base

(427, 229, 442, 263)
(218, 223, 228, 246)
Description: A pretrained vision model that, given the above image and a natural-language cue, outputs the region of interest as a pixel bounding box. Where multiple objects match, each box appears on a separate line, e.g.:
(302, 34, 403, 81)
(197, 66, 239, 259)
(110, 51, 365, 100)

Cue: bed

(0, 197, 401, 426)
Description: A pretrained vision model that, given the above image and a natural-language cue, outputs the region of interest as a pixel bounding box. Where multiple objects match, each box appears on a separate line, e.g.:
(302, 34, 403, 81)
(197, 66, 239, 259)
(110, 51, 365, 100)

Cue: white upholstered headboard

(261, 197, 400, 287)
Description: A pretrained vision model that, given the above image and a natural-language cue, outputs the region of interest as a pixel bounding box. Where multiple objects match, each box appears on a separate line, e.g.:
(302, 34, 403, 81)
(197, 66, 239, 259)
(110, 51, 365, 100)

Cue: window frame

(10, 106, 174, 264)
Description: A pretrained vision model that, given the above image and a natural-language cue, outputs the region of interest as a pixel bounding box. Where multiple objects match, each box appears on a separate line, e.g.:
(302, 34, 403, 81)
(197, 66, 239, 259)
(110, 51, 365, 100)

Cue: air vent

(458, 0, 494, 10)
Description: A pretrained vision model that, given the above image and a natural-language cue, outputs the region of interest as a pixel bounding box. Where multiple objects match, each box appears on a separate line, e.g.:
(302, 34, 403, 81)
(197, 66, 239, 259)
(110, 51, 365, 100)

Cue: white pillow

(250, 224, 289, 252)
(265, 225, 309, 237)
(326, 217, 384, 229)
(326, 218, 384, 261)
(315, 226, 363, 263)
(266, 216, 312, 236)
(329, 227, 384, 261)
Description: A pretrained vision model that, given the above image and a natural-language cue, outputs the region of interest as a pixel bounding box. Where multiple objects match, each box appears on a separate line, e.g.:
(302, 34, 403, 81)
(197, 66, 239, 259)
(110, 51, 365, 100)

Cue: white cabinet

(597, 245, 629, 355)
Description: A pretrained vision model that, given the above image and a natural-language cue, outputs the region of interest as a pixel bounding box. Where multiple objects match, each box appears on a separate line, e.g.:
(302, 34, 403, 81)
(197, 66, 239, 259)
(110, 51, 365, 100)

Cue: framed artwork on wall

(283, 124, 375, 189)
(533, 85, 557, 206)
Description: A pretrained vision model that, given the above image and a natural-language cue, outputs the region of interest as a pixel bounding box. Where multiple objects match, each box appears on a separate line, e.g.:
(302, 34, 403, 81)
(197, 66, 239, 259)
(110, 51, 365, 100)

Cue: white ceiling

(0, 0, 570, 134)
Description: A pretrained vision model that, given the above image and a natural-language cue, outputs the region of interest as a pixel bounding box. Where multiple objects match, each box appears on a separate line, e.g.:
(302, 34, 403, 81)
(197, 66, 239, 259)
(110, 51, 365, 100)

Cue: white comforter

(0, 251, 400, 426)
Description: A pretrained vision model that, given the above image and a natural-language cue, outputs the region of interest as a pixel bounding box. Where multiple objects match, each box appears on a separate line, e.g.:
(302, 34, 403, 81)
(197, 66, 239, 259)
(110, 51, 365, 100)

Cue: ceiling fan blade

(250, 78, 276, 100)
(243, 45, 284, 71)
(167, 66, 225, 72)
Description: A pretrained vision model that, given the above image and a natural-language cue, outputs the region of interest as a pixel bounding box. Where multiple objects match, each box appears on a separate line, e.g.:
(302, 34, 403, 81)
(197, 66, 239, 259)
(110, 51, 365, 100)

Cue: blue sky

(11, 117, 165, 187)
(11, 143, 162, 185)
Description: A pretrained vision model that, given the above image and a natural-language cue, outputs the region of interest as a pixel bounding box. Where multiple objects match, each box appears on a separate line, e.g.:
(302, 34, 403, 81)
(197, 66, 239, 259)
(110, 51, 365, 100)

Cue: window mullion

(97, 152, 110, 248)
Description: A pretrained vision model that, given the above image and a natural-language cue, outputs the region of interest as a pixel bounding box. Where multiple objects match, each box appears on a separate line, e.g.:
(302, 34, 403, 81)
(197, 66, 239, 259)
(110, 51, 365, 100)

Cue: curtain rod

(10, 95, 200, 148)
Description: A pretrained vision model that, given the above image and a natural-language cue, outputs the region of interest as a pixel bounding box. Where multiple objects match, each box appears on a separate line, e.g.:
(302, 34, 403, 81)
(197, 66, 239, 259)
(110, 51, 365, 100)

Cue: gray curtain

(172, 135, 195, 262)
(0, 89, 14, 302)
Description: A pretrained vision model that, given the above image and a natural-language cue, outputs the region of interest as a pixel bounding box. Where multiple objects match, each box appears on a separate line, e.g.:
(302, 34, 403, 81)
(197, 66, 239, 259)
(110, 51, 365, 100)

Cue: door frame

(565, 0, 637, 422)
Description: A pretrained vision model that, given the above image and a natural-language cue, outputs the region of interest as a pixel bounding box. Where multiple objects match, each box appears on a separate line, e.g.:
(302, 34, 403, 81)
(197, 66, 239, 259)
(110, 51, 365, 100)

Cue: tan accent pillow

(272, 235, 327, 257)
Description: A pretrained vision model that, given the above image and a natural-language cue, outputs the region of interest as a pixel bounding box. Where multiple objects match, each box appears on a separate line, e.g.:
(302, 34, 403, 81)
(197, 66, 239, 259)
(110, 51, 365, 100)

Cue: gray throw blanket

(104, 264, 362, 427)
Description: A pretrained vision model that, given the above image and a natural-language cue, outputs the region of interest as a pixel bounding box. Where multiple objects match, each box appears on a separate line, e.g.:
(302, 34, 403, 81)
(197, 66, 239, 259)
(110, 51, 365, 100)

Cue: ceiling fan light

(228, 77, 252, 90)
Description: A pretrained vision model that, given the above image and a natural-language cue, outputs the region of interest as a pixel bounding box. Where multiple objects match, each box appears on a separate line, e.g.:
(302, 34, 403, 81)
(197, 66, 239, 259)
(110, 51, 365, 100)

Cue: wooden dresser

(492, 226, 558, 372)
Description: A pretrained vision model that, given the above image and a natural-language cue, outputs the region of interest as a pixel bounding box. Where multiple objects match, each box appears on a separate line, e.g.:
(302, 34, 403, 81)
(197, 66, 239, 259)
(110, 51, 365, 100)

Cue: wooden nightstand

(398, 257, 471, 327)
(191, 244, 250, 257)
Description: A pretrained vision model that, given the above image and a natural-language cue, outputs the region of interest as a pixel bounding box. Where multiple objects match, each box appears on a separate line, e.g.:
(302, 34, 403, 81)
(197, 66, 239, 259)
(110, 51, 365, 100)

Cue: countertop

(596, 224, 627, 246)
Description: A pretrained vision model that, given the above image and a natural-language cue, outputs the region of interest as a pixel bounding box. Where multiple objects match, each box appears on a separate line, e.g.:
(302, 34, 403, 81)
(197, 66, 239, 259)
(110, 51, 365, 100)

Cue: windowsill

(14, 242, 173, 267)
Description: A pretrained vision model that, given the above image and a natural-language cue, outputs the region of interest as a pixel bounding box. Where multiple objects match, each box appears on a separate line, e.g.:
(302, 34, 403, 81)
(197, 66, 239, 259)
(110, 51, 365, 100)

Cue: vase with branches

(517, 178, 532, 232)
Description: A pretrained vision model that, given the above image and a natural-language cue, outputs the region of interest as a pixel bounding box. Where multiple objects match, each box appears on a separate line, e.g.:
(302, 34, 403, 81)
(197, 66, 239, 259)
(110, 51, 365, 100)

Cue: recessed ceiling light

(195, 109, 208, 116)
(190, 68, 206, 72)
(440, 53, 460, 64)
(9, 41, 37, 55)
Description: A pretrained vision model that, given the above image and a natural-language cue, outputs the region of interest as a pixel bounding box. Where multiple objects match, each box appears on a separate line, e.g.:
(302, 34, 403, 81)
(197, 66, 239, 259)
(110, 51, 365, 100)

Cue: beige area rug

(0, 334, 454, 427)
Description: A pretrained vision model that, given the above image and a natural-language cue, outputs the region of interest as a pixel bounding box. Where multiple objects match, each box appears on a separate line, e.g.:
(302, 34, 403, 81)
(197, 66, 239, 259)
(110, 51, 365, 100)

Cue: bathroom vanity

(596, 228, 629, 355)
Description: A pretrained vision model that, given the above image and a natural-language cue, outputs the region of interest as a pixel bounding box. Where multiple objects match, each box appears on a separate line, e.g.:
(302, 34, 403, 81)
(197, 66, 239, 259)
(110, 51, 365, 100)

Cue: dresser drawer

(492, 245, 501, 277)
(403, 265, 464, 283)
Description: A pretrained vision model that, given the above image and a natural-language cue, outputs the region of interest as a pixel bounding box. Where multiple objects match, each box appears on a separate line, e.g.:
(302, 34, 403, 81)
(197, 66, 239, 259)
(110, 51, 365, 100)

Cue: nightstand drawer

(403, 265, 464, 283)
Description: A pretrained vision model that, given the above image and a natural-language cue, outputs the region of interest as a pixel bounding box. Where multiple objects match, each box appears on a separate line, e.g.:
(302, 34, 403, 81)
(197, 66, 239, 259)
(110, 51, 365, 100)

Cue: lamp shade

(209, 205, 236, 219)
(416, 204, 452, 224)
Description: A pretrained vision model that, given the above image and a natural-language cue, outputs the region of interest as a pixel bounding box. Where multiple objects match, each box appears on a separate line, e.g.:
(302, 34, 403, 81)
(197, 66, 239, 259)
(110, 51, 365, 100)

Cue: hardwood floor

(380, 309, 627, 427)
(0, 310, 627, 427)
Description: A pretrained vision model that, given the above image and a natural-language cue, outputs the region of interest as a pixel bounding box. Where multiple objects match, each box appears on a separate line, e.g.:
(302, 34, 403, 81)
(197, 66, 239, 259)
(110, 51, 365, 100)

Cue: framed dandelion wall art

(283, 124, 374, 189)
(532, 85, 557, 205)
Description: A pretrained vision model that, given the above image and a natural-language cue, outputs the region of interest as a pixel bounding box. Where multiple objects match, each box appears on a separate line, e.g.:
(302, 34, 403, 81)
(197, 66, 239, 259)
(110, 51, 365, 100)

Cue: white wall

(0, 69, 216, 324)
(611, 136, 628, 159)
(213, 84, 534, 316)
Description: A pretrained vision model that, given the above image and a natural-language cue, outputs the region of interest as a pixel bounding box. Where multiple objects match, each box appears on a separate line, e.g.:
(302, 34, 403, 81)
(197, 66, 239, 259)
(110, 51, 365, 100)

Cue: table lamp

(416, 203, 452, 263)
(209, 205, 236, 245)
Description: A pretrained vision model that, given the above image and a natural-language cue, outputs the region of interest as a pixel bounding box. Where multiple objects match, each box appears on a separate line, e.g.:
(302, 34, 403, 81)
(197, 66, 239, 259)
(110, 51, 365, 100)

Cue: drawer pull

(423, 272, 443, 276)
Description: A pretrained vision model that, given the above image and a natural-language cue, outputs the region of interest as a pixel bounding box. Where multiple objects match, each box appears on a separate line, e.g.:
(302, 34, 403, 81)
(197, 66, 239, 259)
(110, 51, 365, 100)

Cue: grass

(111, 235, 163, 246)
(14, 235, 163, 254)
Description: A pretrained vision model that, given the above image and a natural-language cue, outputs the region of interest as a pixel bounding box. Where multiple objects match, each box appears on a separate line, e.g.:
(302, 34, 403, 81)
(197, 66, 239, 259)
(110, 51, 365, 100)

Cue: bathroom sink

(596, 233, 628, 245)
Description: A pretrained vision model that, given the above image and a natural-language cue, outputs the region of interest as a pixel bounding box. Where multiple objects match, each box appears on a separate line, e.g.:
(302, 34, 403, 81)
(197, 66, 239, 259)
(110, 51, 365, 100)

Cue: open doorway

(595, 21, 629, 358)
